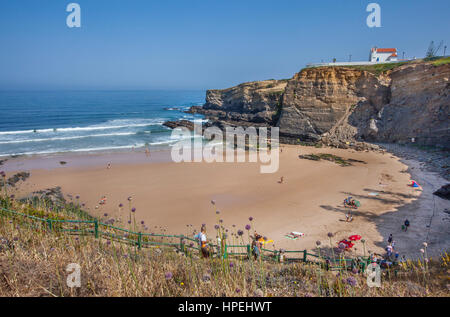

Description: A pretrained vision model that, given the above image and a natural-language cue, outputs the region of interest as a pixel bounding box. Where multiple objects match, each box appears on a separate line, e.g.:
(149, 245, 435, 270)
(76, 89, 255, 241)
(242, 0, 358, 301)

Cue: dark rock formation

(434, 184, 450, 200)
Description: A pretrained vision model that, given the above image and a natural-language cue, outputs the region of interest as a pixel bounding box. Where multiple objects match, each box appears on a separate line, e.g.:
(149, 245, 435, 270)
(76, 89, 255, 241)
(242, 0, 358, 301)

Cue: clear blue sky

(0, 0, 449, 90)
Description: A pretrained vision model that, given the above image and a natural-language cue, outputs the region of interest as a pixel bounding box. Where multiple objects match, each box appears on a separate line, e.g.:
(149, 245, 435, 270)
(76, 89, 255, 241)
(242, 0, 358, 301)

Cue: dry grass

(0, 196, 449, 297)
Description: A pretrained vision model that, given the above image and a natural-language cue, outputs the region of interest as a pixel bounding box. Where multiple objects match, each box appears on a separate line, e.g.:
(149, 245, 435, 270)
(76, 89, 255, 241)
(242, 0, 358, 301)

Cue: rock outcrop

(188, 79, 288, 128)
(173, 59, 450, 149)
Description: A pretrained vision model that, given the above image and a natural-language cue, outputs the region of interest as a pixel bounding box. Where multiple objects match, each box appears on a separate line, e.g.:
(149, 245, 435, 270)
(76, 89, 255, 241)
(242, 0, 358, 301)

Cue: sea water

(0, 90, 206, 157)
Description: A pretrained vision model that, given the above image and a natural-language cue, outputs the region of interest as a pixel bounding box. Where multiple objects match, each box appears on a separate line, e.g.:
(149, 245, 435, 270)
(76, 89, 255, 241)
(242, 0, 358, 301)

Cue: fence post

(179, 235, 185, 253)
(47, 219, 52, 231)
(303, 250, 307, 262)
(247, 244, 251, 259)
(137, 232, 142, 250)
(94, 219, 99, 238)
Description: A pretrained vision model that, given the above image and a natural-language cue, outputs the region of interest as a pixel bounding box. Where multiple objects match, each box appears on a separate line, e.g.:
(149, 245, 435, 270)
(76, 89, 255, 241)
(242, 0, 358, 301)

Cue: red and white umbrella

(348, 235, 362, 241)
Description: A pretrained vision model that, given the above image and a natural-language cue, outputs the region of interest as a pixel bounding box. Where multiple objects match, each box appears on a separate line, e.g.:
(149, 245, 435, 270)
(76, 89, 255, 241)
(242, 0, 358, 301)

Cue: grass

(346, 62, 409, 75)
(0, 178, 449, 297)
(431, 56, 450, 66)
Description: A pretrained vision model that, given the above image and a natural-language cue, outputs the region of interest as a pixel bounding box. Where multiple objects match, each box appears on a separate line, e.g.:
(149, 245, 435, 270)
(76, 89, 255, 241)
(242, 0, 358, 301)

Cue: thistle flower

(237, 230, 244, 236)
(127, 196, 132, 201)
(104, 213, 108, 217)
(346, 276, 357, 287)
(245, 224, 251, 230)
(249, 217, 253, 221)
(119, 203, 123, 208)
(316, 240, 321, 246)
(131, 208, 136, 212)
(165, 272, 173, 280)
(214, 225, 220, 230)
(75, 195, 80, 199)
(327, 232, 333, 238)
(229, 262, 234, 268)
(141, 220, 145, 225)
(236, 288, 241, 293)
(216, 210, 220, 214)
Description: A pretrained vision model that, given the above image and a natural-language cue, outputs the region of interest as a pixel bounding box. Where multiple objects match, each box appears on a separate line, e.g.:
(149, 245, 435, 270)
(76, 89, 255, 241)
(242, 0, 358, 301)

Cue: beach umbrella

(349, 235, 362, 241)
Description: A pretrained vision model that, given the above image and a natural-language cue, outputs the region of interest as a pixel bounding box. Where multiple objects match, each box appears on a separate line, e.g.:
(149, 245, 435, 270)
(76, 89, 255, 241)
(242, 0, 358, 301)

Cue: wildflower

(316, 240, 321, 246)
(327, 232, 333, 238)
(127, 196, 132, 201)
(131, 208, 136, 212)
(229, 262, 234, 268)
(104, 213, 108, 217)
(216, 210, 220, 214)
(214, 225, 220, 230)
(237, 230, 244, 236)
(180, 282, 184, 286)
(346, 276, 357, 287)
(211, 200, 216, 205)
(141, 220, 145, 225)
(165, 272, 173, 280)
(219, 219, 223, 223)
(13, 237, 18, 241)
(76, 195, 80, 199)
(128, 220, 131, 224)
(236, 288, 241, 293)
(245, 224, 251, 231)
(106, 240, 111, 245)
(249, 217, 253, 221)
(119, 203, 123, 208)
(202, 273, 211, 282)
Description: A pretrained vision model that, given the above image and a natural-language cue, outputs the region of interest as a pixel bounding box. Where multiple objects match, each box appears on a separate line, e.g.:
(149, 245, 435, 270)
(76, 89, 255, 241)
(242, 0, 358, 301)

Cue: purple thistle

(229, 262, 234, 268)
(327, 232, 334, 238)
(245, 224, 251, 231)
(237, 230, 244, 236)
(141, 220, 145, 225)
(214, 225, 220, 230)
(236, 288, 241, 293)
(131, 207, 136, 212)
(249, 217, 253, 221)
(346, 276, 357, 287)
(104, 213, 108, 217)
(316, 240, 321, 246)
(165, 272, 173, 280)
(119, 203, 123, 208)
(216, 210, 220, 215)
(76, 195, 80, 199)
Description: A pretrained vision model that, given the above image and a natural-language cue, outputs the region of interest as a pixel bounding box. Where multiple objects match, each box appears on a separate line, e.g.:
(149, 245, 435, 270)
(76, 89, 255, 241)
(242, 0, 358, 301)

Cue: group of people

(385, 233, 399, 261)
(194, 226, 264, 260)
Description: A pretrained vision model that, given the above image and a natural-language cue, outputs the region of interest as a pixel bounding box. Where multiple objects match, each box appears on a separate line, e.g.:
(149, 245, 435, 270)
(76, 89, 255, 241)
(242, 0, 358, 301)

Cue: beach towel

(285, 232, 304, 240)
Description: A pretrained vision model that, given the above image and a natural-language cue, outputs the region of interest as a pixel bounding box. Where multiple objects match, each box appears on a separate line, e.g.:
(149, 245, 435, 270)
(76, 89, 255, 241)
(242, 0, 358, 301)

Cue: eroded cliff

(185, 59, 450, 149)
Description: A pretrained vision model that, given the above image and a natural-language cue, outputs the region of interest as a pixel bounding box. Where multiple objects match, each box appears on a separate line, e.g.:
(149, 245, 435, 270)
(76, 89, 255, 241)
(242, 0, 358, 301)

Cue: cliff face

(188, 59, 449, 149)
(190, 79, 288, 127)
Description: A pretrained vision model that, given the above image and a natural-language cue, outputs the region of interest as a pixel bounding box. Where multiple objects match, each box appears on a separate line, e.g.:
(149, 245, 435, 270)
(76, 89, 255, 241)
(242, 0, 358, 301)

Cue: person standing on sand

(404, 219, 410, 231)
(279, 176, 284, 184)
(388, 234, 393, 245)
(145, 146, 150, 157)
(198, 226, 210, 258)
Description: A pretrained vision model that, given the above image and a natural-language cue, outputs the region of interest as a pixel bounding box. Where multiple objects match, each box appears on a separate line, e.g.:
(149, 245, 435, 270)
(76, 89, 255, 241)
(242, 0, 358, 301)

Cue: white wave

(0, 144, 147, 157)
(0, 118, 166, 136)
(0, 132, 137, 144)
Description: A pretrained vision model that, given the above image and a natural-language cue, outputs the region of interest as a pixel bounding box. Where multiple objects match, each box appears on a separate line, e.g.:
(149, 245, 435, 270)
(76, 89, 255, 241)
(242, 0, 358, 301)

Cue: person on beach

(251, 232, 263, 260)
(404, 219, 410, 231)
(107, 163, 111, 169)
(388, 234, 393, 245)
(279, 176, 284, 184)
(197, 226, 210, 258)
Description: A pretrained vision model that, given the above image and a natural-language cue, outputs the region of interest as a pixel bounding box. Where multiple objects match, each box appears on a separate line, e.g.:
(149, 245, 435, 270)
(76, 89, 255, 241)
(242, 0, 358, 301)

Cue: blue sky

(0, 0, 449, 90)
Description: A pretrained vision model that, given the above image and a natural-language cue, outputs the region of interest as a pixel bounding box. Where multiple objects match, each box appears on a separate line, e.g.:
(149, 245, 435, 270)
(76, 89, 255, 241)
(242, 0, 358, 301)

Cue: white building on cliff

(370, 47, 398, 63)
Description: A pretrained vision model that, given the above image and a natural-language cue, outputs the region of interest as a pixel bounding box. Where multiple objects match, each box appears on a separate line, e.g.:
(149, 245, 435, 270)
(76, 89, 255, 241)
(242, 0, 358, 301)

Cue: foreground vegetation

(0, 189, 449, 297)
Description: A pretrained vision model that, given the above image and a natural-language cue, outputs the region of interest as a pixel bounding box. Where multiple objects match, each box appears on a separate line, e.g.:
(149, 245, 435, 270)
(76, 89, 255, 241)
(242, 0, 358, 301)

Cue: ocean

(0, 90, 206, 157)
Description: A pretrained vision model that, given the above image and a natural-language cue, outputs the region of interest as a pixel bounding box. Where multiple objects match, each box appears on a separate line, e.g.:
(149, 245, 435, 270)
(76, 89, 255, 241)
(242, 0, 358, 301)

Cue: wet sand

(3, 145, 447, 259)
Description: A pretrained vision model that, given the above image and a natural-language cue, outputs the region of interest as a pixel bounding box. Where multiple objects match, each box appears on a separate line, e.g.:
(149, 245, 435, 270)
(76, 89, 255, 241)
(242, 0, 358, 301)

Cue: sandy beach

(2, 145, 448, 259)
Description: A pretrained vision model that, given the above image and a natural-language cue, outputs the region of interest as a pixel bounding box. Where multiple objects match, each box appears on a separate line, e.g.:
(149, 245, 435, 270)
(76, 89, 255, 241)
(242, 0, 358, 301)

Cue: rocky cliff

(182, 59, 450, 149)
(188, 79, 288, 128)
